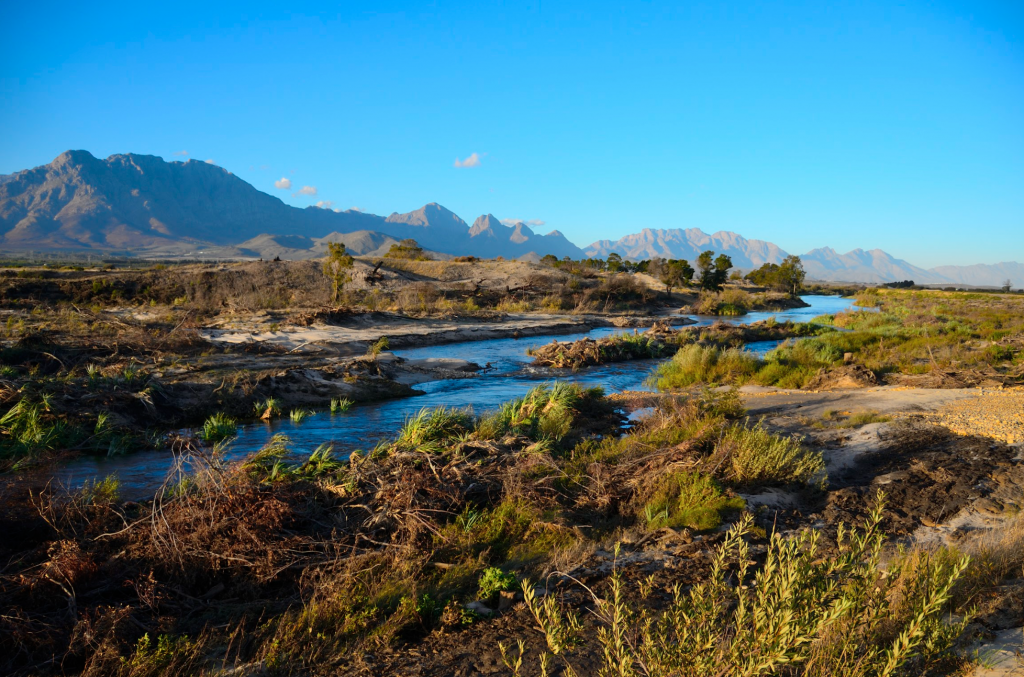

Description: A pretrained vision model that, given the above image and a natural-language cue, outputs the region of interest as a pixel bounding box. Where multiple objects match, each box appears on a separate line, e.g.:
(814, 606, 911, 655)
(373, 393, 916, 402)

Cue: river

(53, 295, 855, 497)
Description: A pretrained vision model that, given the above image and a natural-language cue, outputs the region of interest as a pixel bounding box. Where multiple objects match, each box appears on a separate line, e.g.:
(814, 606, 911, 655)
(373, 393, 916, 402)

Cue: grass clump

(199, 412, 236, 444)
(476, 382, 605, 444)
(394, 406, 474, 452)
(719, 421, 826, 487)
(330, 397, 353, 413)
(643, 471, 745, 531)
(253, 397, 281, 419)
(289, 409, 313, 424)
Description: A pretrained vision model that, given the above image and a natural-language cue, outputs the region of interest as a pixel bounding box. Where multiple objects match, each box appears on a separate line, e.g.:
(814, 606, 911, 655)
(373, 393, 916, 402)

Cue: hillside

(0, 151, 584, 259)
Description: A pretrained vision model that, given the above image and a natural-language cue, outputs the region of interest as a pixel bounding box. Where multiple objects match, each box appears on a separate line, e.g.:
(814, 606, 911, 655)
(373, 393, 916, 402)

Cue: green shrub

(477, 567, 517, 602)
(719, 422, 825, 487)
(652, 344, 759, 390)
(643, 471, 745, 531)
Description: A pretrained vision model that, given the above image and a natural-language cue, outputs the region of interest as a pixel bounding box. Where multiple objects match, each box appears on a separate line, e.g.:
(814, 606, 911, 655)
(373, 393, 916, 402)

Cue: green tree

(777, 255, 806, 295)
(323, 242, 354, 303)
(695, 251, 733, 291)
(713, 254, 733, 289)
(606, 252, 624, 273)
(659, 259, 695, 296)
(386, 239, 426, 260)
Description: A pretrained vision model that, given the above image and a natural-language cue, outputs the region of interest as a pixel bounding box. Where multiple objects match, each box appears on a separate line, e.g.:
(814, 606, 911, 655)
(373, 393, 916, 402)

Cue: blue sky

(1, 1, 1022, 267)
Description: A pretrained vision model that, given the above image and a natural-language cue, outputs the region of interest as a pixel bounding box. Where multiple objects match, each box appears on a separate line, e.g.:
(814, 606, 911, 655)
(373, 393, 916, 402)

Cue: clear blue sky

(2, 1, 1022, 267)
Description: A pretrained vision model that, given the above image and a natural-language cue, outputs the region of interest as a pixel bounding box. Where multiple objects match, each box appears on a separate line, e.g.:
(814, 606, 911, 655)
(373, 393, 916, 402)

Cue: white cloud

(295, 186, 318, 196)
(274, 177, 292, 190)
(315, 200, 334, 209)
(500, 218, 546, 228)
(205, 159, 215, 164)
(349, 206, 364, 212)
(173, 150, 189, 157)
(453, 152, 482, 168)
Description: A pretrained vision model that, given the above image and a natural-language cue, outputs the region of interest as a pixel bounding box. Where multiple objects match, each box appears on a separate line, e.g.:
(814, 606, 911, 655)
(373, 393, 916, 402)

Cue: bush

(515, 499, 971, 676)
(477, 567, 517, 602)
(719, 422, 825, 487)
(643, 471, 745, 531)
(652, 344, 759, 390)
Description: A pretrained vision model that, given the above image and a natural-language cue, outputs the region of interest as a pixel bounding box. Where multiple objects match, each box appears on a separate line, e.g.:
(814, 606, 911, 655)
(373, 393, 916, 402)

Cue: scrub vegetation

(653, 288, 1024, 390)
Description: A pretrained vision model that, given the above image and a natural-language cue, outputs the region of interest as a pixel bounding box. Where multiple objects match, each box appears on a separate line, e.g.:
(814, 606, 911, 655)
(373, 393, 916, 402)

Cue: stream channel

(55, 295, 855, 497)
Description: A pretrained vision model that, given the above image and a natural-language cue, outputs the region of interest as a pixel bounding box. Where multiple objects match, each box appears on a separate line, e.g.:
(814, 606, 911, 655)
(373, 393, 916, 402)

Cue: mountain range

(0, 150, 1019, 287)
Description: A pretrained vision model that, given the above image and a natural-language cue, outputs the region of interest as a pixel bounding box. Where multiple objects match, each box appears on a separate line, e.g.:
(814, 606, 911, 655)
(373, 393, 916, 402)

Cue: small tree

(323, 242, 354, 303)
(386, 239, 427, 260)
(697, 251, 731, 292)
(1002, 279, 1013, 293)
(659, 259, 694, 296)
(777, 255, 806, 295)
(606, 252, 624, 273)
(713, 254, 733, 289)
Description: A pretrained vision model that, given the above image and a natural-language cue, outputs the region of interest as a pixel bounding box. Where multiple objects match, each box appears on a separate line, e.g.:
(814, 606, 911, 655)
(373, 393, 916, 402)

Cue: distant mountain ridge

(0, 151, 584, 260)
(587, 229, 1019, 287)
(0, 150, 1018, 286)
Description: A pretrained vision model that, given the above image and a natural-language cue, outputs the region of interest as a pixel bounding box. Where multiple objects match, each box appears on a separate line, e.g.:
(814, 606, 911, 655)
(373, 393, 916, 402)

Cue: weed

(330, 398, 353, 414)
(289, 409, 313, 424)
(199, 412, 236, 443)
(367, 336, 390, 357)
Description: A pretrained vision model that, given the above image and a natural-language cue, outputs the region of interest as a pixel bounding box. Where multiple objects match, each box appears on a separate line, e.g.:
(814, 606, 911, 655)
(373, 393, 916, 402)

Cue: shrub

(477, 567, 517, 602)
(652, 344, 759, 390)
(512, 499, 971, 676)
(719, 422, 826, 487)
(643, 471, 745, 531)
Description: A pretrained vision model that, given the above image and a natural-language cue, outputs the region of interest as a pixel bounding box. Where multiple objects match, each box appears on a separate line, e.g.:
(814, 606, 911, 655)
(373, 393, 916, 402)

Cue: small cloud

(274, 177, 292, 190)
(349, 206, 364, 212)
(453, 152, 482, 168)
(294, 186, 318, 197)
(500, 218, 545, 228)
(205, 159, 215, 164)
(173, 150, 189, 157)
(315, 200, 334, 209)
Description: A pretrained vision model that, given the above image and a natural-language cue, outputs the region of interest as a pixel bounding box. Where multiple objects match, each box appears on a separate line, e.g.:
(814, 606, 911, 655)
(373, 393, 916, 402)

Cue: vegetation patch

(642, 470, 745, 531)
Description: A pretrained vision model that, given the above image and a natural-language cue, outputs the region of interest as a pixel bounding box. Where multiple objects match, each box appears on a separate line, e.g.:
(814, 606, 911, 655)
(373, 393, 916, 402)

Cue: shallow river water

(54, 295, 854, 497)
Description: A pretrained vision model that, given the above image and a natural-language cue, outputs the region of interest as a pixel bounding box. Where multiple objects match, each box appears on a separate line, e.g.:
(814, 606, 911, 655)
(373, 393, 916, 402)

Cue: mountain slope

(929, 262, 1024, 287)
(799, 247, 947, 284)
(585, 228, 789, 268)
(0, 151, 584, 259)
(0, 150, 384, 248)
